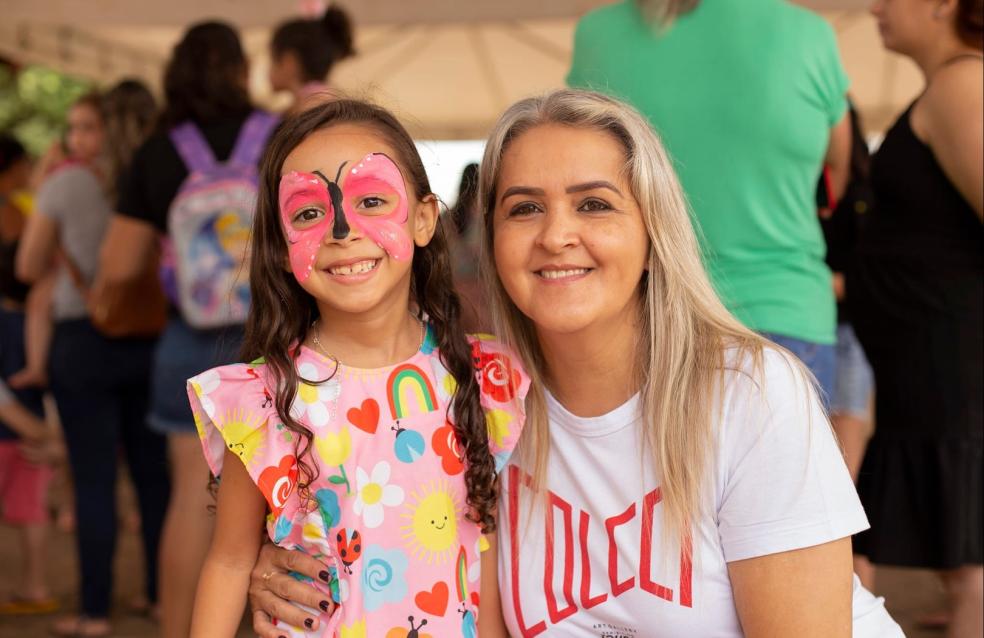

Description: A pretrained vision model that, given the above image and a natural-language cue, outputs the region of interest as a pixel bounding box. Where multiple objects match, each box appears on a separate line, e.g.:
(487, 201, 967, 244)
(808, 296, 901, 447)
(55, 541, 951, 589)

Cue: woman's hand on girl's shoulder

(250, 542, 338, 638)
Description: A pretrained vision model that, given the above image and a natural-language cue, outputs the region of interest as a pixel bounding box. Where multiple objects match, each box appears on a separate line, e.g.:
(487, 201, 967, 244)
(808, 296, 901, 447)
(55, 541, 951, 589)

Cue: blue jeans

(49, 319, 170, 617)
(761, 332, 835, 407)
(148, 317, 244, 434)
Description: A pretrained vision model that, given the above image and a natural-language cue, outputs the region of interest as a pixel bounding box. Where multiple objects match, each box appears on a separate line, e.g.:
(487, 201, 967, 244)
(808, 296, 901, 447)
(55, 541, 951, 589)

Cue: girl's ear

(413, 194, 440, 247)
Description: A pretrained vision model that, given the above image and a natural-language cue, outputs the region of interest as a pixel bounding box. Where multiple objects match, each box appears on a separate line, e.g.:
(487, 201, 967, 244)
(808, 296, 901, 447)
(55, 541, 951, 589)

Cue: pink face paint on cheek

(278, 171, 333, 282)
(341, 153, 414, 261)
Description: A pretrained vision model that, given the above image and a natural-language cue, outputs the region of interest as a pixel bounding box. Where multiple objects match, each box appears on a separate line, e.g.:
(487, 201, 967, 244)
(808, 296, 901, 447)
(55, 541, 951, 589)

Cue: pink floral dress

(188, 327, 529, 637)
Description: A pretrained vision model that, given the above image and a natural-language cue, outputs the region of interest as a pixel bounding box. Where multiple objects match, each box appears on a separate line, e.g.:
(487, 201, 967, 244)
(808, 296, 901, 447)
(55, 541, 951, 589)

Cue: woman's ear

(413, 194, 440, 247)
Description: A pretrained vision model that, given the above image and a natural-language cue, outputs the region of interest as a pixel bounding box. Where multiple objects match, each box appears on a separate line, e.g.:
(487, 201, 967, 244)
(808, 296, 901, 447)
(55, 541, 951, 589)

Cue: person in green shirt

(567, 0, 851, 396)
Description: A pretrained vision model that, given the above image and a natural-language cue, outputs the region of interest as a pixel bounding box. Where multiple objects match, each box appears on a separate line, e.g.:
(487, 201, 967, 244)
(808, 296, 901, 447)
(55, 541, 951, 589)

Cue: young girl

(188, 100, 527, 637)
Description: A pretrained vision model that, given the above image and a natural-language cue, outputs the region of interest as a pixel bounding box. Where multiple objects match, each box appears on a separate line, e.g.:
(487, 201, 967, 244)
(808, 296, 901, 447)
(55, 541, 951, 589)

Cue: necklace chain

(310, 315, 426, 364)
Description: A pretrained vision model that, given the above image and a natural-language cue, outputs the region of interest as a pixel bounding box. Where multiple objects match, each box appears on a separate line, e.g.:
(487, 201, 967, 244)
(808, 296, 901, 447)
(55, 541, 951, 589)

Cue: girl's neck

(537, 304, 642, 418)
(312, 292, 423, 369)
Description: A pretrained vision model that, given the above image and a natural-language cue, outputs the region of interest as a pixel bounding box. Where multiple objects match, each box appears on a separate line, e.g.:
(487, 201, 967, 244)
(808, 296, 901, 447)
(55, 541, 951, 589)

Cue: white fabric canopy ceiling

(0, 1, 921, 138)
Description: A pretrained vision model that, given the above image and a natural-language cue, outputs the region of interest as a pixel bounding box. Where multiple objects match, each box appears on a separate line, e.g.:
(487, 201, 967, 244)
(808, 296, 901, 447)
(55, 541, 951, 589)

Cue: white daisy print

(191, 369, 221, 418)
(290, 362, 341, 428)
(353, 461, 404, 529)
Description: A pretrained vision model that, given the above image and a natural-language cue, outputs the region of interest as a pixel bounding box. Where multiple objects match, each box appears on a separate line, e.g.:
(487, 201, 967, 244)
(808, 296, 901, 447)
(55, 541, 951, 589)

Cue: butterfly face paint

(278, 152, 414, 282)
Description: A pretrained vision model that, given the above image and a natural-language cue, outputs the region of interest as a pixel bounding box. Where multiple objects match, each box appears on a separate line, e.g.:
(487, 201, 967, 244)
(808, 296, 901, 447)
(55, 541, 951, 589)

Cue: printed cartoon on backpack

(162, 111, 278, 328)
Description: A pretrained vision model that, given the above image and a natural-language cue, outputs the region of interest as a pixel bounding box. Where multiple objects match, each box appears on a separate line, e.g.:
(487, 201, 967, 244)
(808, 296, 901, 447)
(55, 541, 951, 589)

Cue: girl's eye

(507, 202, 542, 217)
(358, 196, 385, 210)
(292, 207, 324, 225)
(578, 198, 612, 212)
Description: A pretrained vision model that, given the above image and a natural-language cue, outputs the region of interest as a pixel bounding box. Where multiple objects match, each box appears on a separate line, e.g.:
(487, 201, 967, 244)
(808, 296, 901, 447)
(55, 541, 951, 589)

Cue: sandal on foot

(0, 596, 60, 615)
(50, 615, 112, 637)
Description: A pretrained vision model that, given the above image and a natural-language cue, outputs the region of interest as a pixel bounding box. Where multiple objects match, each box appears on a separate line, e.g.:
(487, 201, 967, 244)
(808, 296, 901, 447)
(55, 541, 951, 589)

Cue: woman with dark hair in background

(97, 21, 277, 638)
(269, 5, 355, 113)
(850, 1, 983, 636)
(17, 81, 169, 638)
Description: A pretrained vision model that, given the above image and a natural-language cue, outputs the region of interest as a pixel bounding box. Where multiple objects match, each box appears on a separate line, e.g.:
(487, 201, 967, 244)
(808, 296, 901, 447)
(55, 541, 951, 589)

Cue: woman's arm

(190, 449, 268, 638)
(15, 212, 58, 284)
(477, 533, 508, 638)
(97, 214, 158, 285)
(9, 270, 55, 389)
(824, 111, 852, 205)
(918, 60, 984, 219)
(728, 537, 853, 638)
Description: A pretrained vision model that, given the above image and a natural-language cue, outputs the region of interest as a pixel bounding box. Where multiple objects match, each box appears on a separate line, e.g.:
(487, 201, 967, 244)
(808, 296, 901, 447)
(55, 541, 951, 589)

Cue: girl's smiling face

(492, 123, 650, 337)
(279, 123, 437, 317)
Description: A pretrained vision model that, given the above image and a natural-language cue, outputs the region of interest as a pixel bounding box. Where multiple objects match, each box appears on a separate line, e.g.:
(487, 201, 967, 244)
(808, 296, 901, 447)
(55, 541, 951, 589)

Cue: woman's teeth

(538, 268, 589, 280)
(328, 259, 379, 276)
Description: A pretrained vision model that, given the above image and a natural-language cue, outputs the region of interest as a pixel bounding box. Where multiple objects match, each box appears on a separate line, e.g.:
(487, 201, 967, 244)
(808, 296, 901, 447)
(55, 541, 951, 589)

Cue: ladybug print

(335, 528, 362, 575)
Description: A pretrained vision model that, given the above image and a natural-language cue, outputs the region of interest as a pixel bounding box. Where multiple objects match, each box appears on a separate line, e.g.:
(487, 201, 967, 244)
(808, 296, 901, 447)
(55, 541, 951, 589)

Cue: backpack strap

(228, 111, 279, 169)
(169, 122, 217, 174)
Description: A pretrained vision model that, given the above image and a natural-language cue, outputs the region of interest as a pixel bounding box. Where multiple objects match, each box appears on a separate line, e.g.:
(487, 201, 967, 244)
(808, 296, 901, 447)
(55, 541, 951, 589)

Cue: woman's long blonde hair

(478, 89, 771, 539)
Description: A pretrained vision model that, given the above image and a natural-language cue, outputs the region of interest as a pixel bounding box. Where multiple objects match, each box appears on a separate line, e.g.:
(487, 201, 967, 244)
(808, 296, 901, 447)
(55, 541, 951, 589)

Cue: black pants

(49, 320, 170, 618)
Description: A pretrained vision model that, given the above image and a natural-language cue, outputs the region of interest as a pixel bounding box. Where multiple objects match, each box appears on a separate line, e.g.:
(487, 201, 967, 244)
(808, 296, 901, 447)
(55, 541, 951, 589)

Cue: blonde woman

(246, 90, 900, 636)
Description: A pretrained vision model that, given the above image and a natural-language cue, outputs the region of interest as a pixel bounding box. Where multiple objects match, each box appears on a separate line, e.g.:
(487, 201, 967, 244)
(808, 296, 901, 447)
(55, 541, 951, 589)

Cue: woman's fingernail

(319, 600, 330, 612)
(305, 618, 314, 628)
(319, 570, 331, 582)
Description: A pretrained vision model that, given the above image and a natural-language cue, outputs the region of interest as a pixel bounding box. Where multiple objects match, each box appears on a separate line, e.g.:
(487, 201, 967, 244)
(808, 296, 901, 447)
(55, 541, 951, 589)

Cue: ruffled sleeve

(187, 362, 278, 484)
(470, 335, 531, 472)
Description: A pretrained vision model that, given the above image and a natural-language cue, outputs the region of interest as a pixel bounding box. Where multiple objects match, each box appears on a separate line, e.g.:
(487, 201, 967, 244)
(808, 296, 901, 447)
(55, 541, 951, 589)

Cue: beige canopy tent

(0, 0, 922, 138)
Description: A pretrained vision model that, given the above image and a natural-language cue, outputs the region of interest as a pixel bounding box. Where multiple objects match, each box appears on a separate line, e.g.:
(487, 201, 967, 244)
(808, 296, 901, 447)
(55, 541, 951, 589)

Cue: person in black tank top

(851, 1, 983, 634)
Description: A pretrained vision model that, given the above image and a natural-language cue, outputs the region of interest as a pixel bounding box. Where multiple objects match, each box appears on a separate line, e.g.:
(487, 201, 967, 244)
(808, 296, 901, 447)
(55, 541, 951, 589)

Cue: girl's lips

(322, 258, 381, 283)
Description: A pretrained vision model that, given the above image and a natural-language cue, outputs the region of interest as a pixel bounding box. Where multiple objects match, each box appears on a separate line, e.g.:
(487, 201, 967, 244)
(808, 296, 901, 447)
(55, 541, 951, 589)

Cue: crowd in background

(0, 0, 980, 636)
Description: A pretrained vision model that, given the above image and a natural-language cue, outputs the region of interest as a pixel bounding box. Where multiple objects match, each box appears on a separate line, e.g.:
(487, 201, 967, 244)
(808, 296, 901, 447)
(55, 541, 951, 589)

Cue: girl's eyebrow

(500, 186, 545, 203)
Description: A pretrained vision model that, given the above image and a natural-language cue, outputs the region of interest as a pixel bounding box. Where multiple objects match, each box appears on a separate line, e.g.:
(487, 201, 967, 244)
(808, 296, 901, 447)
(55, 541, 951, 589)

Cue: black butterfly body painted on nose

(313, 162, 350, 240)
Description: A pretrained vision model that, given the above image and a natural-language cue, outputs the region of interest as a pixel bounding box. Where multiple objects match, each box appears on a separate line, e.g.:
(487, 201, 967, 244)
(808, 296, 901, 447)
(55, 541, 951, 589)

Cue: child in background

(188, 100, 527, 637)
(0, 135, 57, 616)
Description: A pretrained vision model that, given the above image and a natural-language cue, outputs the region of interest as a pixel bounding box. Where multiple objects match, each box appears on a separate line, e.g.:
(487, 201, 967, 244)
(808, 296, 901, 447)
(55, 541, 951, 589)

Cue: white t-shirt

(497, 348, 903, 637)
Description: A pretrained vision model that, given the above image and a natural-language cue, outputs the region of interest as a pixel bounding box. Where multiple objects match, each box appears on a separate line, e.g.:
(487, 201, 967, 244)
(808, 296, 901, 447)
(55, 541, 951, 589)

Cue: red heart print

(414, 581, 449, 617)
(347, 399, 379, 434)
(257, 455, 297, 516)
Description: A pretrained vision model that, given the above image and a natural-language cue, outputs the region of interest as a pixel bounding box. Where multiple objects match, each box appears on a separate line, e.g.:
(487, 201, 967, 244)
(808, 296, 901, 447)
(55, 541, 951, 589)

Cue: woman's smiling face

(492, 123, 650, 336)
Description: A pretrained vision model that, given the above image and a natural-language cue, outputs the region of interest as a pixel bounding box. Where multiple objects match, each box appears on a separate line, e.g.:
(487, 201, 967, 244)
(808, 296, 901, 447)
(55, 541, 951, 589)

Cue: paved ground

(0, 516, 949, 637)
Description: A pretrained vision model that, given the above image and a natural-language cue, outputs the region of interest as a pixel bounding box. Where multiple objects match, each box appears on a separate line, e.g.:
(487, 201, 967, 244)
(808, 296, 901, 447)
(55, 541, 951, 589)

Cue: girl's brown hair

(243, 100, 499, 532)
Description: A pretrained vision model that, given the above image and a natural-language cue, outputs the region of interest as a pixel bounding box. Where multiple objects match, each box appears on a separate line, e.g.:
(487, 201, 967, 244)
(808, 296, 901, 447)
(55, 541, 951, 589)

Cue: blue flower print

(360, 544, 408, 612)
(273, 512, 293, 543)
(315, 488, 341, 531)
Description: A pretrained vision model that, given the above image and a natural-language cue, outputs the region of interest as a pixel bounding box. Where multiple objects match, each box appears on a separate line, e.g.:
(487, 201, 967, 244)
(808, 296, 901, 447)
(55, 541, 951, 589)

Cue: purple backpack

(161, 111, 278, 329)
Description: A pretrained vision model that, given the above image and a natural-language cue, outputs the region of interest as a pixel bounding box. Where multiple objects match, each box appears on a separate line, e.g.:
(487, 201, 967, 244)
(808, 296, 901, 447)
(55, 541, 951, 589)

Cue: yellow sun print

(219, 407, 266, 468)
(400, 479, 460, 565)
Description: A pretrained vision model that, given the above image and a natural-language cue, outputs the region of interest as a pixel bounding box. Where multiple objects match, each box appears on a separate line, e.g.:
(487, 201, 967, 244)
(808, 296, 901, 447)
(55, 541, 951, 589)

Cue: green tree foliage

(0, 63, 92, 156)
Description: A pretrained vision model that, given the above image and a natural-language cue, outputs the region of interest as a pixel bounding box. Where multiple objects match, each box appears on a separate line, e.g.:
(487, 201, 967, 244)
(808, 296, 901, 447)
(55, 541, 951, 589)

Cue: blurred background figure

(269, 4, 355, 113)
(448, 162, 487, 331)
(16, 82, 170, 638)
(0, 133, 57, 619)
(99, 21, 277, 638)
(818, 102, 875, 485)
(849, 1, 983, 637)
(567, 0, 852, 396)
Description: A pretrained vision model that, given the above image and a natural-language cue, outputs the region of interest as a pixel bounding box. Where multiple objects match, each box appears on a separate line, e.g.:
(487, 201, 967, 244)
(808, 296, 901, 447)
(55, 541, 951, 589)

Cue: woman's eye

(578, 198, 612, 212)
(292, 207, 323, 224)
(507, 202, 541, 217)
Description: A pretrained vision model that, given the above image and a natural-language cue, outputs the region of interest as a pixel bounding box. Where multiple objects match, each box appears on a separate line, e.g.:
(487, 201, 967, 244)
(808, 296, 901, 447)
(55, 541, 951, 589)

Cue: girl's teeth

(539, 269, 589, 280)
(329, 260, 377, 275)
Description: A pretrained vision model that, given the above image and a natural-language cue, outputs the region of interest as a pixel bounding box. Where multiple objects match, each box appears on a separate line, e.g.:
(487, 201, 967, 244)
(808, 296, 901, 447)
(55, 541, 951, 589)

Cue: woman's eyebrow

(566, 180, 623, 196)
(500, 185, 546, 203)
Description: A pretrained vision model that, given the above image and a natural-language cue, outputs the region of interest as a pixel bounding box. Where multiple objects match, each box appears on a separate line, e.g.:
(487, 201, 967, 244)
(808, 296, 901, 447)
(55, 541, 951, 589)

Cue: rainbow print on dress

(387, 364, 438, 419)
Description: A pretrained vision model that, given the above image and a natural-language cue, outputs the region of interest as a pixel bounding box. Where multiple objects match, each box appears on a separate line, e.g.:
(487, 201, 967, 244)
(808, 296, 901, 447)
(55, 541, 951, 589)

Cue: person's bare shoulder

(918, 57, 983, 142)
